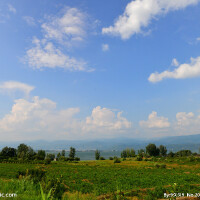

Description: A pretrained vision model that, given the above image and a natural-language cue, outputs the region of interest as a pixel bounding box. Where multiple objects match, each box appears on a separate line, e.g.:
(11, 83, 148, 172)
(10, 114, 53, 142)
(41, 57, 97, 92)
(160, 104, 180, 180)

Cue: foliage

(37, 150, 46, 160)
(95, 150, 100, 160)
(121, 148, 135, 158)
(113, 157, 121, 163)
(159, 145, 167, 157)
(69, 147, 76, 160)
(46, 154, 55, 161)
(146, 144, 160, 157)
(1, 146, 17, 159)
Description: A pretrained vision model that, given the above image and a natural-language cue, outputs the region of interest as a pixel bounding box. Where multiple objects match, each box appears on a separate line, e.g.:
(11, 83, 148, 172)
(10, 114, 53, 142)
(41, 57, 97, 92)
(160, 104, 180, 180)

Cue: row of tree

(0, 144, 79, 162)
(121, 144, 195, 158)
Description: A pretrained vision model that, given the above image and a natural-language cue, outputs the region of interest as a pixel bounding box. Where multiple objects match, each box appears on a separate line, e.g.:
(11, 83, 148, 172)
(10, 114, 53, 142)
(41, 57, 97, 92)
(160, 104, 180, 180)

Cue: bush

(109, 157, 113, 160)
(136, 156, 143, 161)
(114, 157, 121, 163)
(99, 157, 105, 160)
(74, 157, 80, 161)
(45, 158, 51, 165)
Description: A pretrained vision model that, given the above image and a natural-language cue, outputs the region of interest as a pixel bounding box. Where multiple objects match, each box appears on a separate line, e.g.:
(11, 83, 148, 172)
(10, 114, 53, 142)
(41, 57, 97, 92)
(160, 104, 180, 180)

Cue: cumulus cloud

(42, 7, 87, 46)
(102, 44, 109, 52)
(23, 16, 36, 26)
(0, 97, 131, 140)
(174, 111, 200, 135)
(0, 81, 34, 97)
(8, 4, 16, 14)
(176, 112, 195, 127)
(102, 0, 199, 39)
(148, 56, 200, 83)
(84, 106, 131, 132)
(0, 96, 81, 140)
(140, 111, 170, 128)
(25, 38, 93, 72)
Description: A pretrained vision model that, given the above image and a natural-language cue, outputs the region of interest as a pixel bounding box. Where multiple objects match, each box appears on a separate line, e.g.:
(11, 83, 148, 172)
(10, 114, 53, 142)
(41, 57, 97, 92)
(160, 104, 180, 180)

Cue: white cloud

(84, 106, 131, 132)
(102, 44, 109, 52)
(140, 111, 170, 128)
(8, 4, 16, 14)
(41, 7, 87, 46)
(24, 7, 93, 72)
(197, 37, 200, 41)
(176, 112, 195, 127)
(23, 16, 36, 26)
(0, 81, 34, 97)
(174, 112, 200, 135)
(102, 0, 199, 39)
(0, 96, 81, 140)
(171, 58, 179, 67)
(25, 38, 93, 72)
(0, 96, 131, 140)
(148, 56, 200, 83)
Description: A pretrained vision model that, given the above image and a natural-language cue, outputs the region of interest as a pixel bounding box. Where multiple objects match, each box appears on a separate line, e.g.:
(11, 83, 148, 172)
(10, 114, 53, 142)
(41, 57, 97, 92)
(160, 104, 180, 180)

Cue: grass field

(0, 157, 200, 199)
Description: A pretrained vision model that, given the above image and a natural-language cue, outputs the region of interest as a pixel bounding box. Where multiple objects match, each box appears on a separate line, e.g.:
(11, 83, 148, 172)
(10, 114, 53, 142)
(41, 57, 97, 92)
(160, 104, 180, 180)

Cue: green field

(0, 157, 200, 199)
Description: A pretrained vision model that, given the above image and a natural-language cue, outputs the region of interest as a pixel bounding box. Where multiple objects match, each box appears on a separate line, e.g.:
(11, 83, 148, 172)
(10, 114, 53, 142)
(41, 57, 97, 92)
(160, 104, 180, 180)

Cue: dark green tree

(61, 150, 65, 157)
(69, 147, 76, 160)
(121, 150, 127, 158)
(37, 150, 46, 160)
(95, 150, 100, 160)
(57, 152, 61, 160)
(46, 153, 55, 161)
(146, 144, 160, 157)
(159, 145, 167, 157)
(1, 147, 17, 158)
(17, 143, 29, 160)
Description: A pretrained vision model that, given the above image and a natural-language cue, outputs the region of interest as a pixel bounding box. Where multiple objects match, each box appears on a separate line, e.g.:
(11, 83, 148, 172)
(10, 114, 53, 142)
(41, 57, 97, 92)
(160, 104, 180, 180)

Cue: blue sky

(0, 0, 200, 141)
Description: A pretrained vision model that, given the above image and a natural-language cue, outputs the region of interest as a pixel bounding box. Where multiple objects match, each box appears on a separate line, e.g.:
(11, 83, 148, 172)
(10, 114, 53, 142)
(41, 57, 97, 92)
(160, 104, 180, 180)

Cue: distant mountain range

(0, 134, 200, 152)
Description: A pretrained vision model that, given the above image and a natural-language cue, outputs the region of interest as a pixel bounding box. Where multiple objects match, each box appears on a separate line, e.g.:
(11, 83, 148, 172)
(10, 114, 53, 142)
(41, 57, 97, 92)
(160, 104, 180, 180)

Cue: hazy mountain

(0, 134, 200, 152)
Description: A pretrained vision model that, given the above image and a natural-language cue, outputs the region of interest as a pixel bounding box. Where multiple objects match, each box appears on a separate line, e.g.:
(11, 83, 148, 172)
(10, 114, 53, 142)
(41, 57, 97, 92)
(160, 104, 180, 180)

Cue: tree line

(95, 143, 196, 161)
(0, 144, 80, 163)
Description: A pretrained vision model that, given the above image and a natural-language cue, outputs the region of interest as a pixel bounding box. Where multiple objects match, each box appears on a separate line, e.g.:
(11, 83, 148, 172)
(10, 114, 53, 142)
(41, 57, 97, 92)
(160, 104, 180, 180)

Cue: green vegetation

(0, 143, 200, 199)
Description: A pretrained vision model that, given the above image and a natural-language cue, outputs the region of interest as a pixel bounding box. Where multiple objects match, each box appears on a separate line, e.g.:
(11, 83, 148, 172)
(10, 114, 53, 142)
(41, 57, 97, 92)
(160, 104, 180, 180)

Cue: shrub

(45, 158, 51, 165)
(136, 156, 143, 161)
(114, 157, 121, 163)
(74, 157, 80, 161)
(99, 157, 105, 160)
(109, 157, 113, 160)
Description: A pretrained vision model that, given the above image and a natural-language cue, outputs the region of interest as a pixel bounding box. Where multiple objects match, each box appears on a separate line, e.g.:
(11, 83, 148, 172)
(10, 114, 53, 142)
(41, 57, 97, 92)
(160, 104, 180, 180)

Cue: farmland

(0, 157, 200, 199)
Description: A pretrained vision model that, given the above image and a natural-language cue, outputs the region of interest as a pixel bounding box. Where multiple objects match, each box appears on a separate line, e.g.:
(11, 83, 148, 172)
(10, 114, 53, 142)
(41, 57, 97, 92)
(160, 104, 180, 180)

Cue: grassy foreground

(0, 157, 200, 199)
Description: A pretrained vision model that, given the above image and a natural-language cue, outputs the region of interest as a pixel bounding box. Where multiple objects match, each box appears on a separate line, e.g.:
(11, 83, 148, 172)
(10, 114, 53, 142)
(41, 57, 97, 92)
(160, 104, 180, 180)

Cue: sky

(1, 0, 200, 141)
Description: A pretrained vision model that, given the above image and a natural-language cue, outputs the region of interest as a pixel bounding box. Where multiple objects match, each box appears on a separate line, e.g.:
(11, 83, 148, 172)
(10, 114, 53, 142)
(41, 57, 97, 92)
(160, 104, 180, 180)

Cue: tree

(17, 144, 29, 160)
(146, 144, 160, 157)
(121, 150, 127, 158)
(138, 149, 145, 156)
(61, 150, 65, 157)
(37, 150, 46, 160)
(159, 145, 167, 157)
(57, 152, 61, 160)
(69, 147, 76, 160)
(121, 148, 135, 158)
(46, 153, 55, 161)
(130, 149, 136, 157)
(95, 150, 100, 160)
(1, 147, 17, 158)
